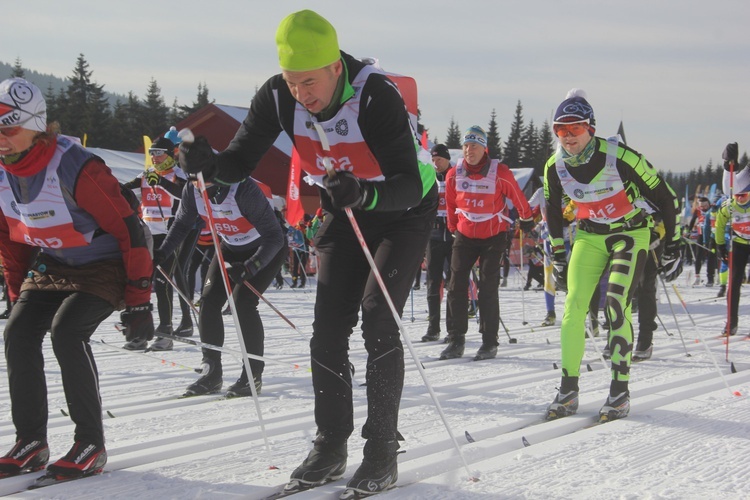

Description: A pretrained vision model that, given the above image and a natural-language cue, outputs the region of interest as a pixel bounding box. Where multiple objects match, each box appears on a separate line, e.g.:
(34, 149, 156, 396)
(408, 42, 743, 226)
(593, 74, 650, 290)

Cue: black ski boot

(341, 440, 401, 499)
(439, 335, 465, 360)
(473, 343, 498, 361)
(0, 439, 49, 478)
(421, 328, 440, 342)
(284, 433, 347, 494)
(184, 359, 223, 396)
(175, 319, 194, 337)
(226, 374, 262, 398)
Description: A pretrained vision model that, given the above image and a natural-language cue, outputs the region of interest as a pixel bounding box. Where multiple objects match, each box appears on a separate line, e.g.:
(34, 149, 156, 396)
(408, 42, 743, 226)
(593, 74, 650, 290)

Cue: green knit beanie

(276, 10, 340, 72)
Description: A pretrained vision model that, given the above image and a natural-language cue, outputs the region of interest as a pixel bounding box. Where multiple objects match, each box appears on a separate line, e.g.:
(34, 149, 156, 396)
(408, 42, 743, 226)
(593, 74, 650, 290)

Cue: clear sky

(3, 1, 748, 173)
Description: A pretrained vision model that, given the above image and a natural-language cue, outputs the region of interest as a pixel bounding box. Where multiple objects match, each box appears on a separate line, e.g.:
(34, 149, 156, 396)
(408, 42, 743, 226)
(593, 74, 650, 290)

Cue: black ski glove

(152, 248, 166, 269)
(660, 239, 683, 282)
(227, 258, 262, 285)
(178, 136, 218, 182)
(722, 142, 739, 171)
(322, 171, 374, 210)
(120, 303, 155, 342)
(717, 243, 729, 263)
(519, 218, 535, 233)
(552, 250, 568, 292)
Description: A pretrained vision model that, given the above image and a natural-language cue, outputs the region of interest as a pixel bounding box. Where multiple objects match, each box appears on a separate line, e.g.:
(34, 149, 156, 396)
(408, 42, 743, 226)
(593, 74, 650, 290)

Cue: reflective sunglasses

(149, 148, 168, 156)
(553, 121, 590, 138)
(735, 192, 750, 205)
(0, 126, 23, 138)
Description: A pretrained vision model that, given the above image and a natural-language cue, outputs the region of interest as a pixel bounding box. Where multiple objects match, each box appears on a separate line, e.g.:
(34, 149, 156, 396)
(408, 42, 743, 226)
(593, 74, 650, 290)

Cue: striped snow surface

(0, 274, 749, 498)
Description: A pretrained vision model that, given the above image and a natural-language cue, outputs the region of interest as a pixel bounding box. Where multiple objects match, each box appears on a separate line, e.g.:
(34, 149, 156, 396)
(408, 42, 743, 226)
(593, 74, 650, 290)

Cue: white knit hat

(0, 78, 47, 132)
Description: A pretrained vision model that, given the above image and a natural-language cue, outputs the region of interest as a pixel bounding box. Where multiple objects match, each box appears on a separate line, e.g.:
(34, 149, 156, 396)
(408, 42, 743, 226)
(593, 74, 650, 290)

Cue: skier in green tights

(543, 89, 682, 422)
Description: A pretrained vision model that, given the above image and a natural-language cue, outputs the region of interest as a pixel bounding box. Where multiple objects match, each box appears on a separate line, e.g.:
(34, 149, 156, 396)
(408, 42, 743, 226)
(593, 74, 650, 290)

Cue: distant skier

(155, 176, 286, 397)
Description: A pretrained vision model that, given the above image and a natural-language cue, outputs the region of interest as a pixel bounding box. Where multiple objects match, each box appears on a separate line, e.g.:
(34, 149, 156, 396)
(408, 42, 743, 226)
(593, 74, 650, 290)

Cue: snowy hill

(0, 269, 749, 499)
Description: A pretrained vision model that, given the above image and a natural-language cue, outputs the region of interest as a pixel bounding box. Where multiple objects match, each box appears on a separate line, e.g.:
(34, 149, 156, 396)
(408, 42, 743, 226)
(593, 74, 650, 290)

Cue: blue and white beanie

(553, 88, 596, 133)
(462, 125, 487, 148)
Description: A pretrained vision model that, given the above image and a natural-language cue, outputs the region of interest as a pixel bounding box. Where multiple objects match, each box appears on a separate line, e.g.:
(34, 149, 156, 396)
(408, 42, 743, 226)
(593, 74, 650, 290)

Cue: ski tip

(464, 430, 475, 443)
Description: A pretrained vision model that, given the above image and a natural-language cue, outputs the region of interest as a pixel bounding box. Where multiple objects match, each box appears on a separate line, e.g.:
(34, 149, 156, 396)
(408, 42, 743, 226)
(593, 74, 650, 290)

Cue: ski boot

(473, 343, 498, 361)
(599, 391, 630, 422)
(439, 336, 465, 360)
(717, 285, 726, 298)
(545, 390, 579, 420)
(721, 324, 738, 337)
(175, 320, 194, 338)
(632, 344, 653, 362)
(540, 311, 556, 327)
(122, 338, 148, 351)
(284, 434, 347, 494)
(341, 440, 400, 499)
(184, 359, 223, 396)
(150, 325, 173, 351)
(0, 439, 49, 478)
(46, 441, 107, 478)
(226, 375, 262, 398)
(421, 328, 440, 342)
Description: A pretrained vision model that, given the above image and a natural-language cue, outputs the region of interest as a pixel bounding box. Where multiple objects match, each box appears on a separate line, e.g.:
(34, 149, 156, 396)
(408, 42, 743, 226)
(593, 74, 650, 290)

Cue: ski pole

(311, 121, 478, 482)
(726, 159, 734, 362)
(518, 230, 527, 325)
(655, 313, 673, 337)
(652, 252, 691, 357)
(671, 284, 739, 397)
(93, 338, 200, 373)
(179, 128, 275, 466)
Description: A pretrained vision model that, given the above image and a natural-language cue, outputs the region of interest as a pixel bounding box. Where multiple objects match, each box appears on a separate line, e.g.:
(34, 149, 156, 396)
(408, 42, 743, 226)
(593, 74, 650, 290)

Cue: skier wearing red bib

(543, 89, 681, 422)
(0, 78, 153, 481)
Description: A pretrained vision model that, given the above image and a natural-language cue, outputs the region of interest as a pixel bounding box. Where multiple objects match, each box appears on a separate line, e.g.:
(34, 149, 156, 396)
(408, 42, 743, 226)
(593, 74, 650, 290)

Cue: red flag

(420, 130, 428, 150)
(286, 147, 304, 226)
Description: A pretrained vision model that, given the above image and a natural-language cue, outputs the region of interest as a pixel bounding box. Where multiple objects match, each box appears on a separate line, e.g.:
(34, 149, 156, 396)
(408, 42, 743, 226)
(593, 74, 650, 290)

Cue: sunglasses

(553, 122, 590, 138)
(735, 192, 750, 204)
(0, 126, 23, 138)
(149, 148, 168, 156)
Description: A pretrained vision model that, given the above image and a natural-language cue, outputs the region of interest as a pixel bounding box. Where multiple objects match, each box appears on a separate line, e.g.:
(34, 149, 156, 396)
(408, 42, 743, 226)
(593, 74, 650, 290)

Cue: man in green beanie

(178, 9, 437, 498)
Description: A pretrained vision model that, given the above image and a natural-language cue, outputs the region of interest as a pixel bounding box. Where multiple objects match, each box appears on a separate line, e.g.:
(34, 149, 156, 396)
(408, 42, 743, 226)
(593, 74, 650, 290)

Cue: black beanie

(151, 137, 175, 158)
(430, 144, 451, 160)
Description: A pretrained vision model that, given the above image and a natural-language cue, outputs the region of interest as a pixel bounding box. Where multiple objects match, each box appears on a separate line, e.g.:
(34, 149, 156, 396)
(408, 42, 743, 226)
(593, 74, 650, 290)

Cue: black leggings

(310, 213, 431, 442)
(4, 290, 114, 446)
(199, 243, 287, 378)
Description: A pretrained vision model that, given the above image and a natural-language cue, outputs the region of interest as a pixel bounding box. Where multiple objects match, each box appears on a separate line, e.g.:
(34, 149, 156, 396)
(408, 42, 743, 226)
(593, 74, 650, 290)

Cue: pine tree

(178, 82, 212, 117)
(108, 92, 143, 151)
(11, 57, 24, 78)
(61, 54, 111, 146)
(534, 120, 554, 178)
(486, 109, 502, 160)
(141, 78, 169, 140)
(445, 117, 462, 149)
(519, 119, 538, 168)
(503, 101, 524, 167)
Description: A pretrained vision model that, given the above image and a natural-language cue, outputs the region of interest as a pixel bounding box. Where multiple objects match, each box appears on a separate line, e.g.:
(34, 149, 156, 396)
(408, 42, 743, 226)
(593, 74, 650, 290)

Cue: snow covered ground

(1, 266, 749, 499)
